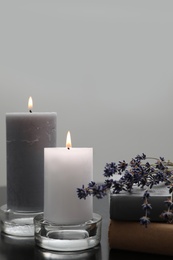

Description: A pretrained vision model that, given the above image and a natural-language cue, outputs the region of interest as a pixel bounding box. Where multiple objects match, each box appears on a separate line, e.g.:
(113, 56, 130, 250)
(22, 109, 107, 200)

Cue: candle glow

(28, 96, 33, 112)
(66, 131, 72, 149)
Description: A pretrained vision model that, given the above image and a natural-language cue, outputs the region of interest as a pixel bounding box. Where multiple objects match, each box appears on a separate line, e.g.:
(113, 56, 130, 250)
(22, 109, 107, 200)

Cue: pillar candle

(6, 97, 57, 212)
(44, 132, 93, 225)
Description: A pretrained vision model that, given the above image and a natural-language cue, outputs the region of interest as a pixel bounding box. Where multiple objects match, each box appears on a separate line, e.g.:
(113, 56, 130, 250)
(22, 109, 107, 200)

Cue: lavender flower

(117, 160, 128, 173)
(103, 162, 117, 177)
(77, 185, 89, 200)
(140, 216, 150, 227)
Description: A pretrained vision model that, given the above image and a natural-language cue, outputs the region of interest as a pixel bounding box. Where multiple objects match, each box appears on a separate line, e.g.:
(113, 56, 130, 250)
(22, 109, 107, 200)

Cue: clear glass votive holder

(34, 213, 102, 251)
(35, 245, 101, 260)
(0, 204, 42, 237)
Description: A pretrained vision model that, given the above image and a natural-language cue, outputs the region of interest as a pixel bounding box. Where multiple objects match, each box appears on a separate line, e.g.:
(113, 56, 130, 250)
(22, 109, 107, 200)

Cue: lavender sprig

(77, 181, 109, 199)
(160, 196, 173, 223)
(77, 153, 173, 225)
(78, 153, 173, 198)
(140, 190, 152, 228)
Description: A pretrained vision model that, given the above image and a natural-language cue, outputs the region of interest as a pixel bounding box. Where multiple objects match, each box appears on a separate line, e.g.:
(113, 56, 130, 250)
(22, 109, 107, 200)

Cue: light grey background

(0, 0, 173, 186)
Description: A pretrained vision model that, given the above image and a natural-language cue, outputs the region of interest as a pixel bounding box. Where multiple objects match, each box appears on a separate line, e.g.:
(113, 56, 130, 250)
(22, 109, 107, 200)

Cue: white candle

(44, 131, 93, 225)
(6, 97, 57, 212)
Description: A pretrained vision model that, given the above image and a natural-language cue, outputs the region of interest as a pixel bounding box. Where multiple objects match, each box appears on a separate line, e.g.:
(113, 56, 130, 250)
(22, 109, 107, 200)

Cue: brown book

(109, 220, 173, 256)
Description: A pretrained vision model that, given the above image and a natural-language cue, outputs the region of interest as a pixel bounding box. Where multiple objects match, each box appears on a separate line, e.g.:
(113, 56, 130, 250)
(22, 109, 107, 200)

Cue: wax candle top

(6, 103, 57, 212)
(44, 131, 93, 224)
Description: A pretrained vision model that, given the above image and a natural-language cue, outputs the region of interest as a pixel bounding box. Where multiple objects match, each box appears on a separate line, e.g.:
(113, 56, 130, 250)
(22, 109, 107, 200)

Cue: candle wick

(29, 110, 32, 113)
(67, 147, 70, 150)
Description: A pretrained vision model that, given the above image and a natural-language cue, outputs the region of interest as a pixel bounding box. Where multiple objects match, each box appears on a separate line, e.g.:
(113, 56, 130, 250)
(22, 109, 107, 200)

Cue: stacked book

(108, 183, 173, 256)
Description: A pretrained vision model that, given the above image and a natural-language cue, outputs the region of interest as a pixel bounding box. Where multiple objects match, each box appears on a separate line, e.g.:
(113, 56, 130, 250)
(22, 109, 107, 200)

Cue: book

(110, 183, 170, 222)
(108, 219, 173, 256)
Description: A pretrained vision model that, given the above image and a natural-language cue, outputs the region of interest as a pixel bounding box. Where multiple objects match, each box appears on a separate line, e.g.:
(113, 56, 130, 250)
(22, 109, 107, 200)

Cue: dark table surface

(0, 186, 172, 260)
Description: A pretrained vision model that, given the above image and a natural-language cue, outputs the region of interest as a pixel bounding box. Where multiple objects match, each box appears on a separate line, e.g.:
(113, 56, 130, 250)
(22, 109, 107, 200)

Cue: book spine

(110, 186, 169, 222)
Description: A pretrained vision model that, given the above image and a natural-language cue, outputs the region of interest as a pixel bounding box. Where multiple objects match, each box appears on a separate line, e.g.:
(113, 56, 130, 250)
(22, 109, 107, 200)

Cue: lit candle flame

(28, 96, 33, 113)
(66, 131, 72, 149)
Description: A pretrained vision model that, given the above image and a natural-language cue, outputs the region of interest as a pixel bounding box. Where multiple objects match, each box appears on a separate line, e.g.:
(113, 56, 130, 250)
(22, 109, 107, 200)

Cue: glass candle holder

(0, 204, 42, 237)
(35, 244, 101, 260)
(34, 213, 102, 251)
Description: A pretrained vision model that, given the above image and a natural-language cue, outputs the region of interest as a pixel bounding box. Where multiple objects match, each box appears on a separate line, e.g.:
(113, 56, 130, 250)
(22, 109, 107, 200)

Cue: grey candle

(6, 106, 57, 212)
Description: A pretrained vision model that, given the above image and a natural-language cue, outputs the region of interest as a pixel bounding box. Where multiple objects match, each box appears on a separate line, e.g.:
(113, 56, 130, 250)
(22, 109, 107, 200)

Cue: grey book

(110, 183, 170, 222)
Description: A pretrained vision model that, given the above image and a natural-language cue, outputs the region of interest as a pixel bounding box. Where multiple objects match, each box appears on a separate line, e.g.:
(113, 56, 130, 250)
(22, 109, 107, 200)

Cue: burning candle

(6, 97, 57, 212)
(44, 131, 93, 225)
